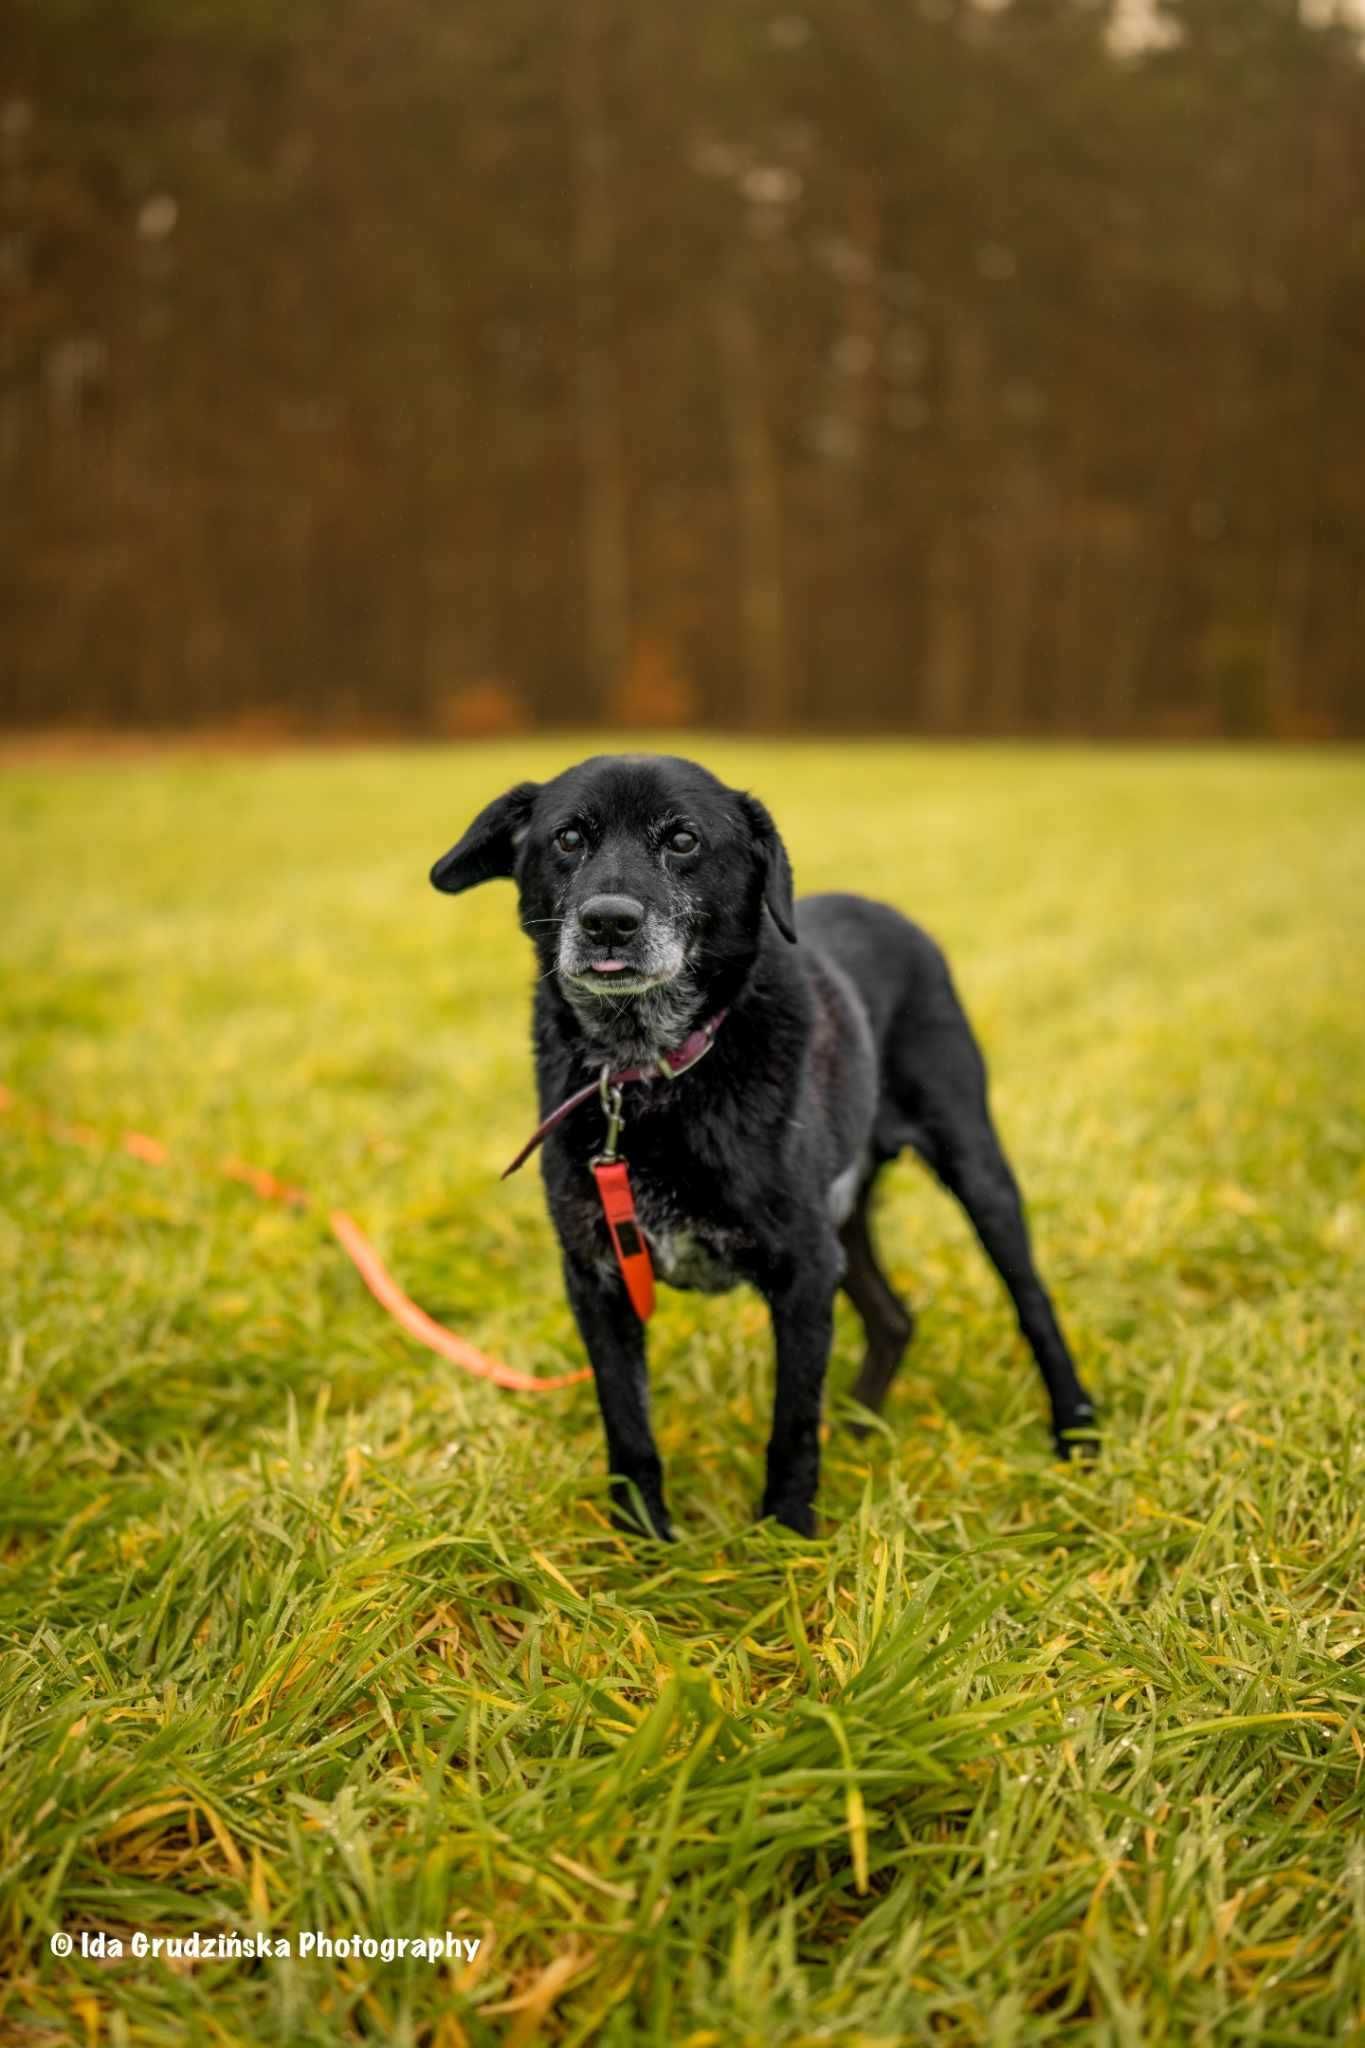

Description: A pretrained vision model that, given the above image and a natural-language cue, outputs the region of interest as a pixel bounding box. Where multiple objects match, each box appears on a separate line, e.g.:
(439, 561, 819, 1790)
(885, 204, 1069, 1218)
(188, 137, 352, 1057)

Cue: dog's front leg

(758, 1247, 840, 1537)
(562, 1252, 673, 1540)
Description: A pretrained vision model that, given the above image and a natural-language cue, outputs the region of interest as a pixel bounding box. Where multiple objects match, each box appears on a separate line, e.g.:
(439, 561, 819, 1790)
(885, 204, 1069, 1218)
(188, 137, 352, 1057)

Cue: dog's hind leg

(885, 990, 1099, 1457)
(840, 1172, 915, 1424)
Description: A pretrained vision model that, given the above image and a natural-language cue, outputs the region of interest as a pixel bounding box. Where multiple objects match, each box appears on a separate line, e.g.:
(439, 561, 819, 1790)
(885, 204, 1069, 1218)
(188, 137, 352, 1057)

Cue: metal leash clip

(593, 1064, 626, 1165)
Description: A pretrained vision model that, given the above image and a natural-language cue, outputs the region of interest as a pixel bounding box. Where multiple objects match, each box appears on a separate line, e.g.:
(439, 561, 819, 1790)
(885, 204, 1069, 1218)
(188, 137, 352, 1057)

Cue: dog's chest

(632, 1183, 749, 1295)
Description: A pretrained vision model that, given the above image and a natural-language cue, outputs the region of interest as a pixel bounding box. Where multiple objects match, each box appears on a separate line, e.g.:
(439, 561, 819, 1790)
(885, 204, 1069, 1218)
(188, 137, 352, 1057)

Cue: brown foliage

(3, 0, 1364, 739)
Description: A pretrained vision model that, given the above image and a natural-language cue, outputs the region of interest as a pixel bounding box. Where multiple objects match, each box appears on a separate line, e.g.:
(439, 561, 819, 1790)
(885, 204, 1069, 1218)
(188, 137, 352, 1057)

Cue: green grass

(2, 740, 1363, 2046)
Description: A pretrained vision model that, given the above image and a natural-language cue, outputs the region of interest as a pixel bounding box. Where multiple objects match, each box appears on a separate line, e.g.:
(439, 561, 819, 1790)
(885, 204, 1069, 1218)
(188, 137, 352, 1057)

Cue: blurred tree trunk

(567, 0, 630, 714)
(716, 256, 786, 731)
(1268, 100, 1336, 738)
(922, 304, 988, 732)
(828, 171, 885, 718)
(984, 451, 1044, 733)
(1104, 508, 1160, 736)
(841, 170, 882, 514)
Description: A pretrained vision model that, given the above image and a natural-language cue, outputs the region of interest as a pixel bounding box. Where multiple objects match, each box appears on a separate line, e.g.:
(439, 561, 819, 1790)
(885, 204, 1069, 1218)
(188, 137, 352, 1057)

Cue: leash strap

(0, 1084, 591, 1393)
(500, 1007, 727, 1179)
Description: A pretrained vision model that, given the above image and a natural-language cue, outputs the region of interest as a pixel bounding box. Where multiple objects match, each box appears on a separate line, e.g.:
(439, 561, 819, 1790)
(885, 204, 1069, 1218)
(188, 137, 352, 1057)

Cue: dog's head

(430, 754, 795, 1049)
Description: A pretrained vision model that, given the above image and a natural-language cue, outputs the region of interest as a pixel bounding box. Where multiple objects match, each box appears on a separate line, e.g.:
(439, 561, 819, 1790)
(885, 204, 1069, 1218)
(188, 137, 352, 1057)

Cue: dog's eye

(554, 826, 583, 854)
(665, 827, 699, 856)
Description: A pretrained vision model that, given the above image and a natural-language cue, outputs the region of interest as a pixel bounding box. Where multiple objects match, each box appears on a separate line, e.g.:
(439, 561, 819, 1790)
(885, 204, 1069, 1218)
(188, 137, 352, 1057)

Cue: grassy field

(2, 740, 1363, 2046)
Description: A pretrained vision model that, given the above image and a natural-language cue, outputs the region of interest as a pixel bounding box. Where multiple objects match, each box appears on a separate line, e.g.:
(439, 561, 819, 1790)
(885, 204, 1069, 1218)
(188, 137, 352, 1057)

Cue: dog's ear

(430, 782, 541, 895)
(739, 793, 797, 943)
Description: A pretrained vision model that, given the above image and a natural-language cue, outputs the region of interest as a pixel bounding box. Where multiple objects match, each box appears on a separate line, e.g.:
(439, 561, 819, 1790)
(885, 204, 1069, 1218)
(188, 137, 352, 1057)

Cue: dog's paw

(609, 1493, 676, 1543)
(842, 1401, 894, 1444)
(1053, 1404, 1101, 1461)
(759, 1498, 817, 1539)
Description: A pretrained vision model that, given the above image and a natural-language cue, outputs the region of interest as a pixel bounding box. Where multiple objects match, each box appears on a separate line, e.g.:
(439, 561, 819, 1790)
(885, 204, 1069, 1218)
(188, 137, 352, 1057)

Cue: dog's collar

(500, 1008, 728, 1180)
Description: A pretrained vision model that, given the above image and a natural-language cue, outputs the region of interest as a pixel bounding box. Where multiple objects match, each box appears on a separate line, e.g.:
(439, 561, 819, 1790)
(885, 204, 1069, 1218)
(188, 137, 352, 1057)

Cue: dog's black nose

(580, 894, 644, 944)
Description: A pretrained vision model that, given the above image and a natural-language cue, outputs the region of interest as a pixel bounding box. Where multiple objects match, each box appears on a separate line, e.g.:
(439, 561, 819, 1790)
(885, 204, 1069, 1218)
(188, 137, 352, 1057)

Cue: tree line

(3, 0, 1363, 738)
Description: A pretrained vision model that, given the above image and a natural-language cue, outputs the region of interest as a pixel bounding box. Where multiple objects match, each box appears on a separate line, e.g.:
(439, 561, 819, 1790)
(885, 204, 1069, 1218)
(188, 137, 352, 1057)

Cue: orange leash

(0, 1085, 590, 1393)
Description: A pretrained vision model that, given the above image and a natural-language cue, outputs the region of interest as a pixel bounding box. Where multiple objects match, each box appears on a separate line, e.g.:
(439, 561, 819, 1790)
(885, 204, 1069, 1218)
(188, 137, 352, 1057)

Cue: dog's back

(794, 893, 973, 1155)
(795, 893, 951, 1041)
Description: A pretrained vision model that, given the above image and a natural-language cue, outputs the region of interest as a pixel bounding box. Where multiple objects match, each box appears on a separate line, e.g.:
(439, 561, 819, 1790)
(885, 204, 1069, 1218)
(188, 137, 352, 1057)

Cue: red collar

(501, 1008, 728, 1179)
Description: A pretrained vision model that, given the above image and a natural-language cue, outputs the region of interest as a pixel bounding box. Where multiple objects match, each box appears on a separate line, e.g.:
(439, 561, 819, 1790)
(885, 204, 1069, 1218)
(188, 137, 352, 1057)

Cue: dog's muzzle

(558, 905, 686, 995)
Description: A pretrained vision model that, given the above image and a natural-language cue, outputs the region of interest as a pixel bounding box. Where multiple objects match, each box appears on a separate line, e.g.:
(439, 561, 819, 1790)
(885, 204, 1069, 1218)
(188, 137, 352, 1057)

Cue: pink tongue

(591, 960, 627, 973)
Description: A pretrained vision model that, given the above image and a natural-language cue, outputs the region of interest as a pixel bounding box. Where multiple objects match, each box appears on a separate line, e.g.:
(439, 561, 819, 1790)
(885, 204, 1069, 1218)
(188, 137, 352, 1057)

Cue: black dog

(431, 753, 1096, 1538)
